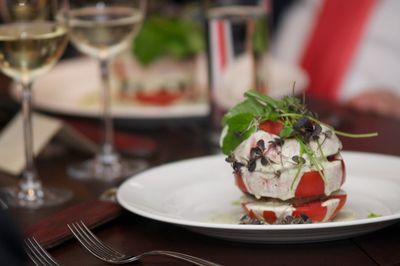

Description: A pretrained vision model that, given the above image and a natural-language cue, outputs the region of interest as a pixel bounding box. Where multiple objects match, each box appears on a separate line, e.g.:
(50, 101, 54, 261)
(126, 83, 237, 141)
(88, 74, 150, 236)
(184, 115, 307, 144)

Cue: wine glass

(0, 0, 72, 208)
(66, 0, 147, 181)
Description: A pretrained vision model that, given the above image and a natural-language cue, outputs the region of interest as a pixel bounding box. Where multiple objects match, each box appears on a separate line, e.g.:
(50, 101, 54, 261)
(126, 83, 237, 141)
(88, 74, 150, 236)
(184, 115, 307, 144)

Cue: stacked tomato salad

(221, 91, 377, 224)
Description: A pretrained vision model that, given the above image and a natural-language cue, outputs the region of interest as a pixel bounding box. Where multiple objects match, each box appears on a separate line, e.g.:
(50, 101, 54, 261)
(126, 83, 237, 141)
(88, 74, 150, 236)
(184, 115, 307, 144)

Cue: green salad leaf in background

(132, 15, 204, 65)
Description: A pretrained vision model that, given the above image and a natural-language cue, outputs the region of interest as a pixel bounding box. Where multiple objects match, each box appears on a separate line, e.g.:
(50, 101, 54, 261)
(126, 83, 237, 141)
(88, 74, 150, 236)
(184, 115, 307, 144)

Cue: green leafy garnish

(367, 212, 381, 218)
(231, 199, 241, 206)
(133, 15, 204, 65)
(221, 91, 378, 156)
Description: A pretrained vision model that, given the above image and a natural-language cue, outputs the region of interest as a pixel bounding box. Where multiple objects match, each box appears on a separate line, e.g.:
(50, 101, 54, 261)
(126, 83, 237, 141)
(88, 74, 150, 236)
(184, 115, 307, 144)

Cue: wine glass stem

(100, 59, 115, 158)
(20, 83, 41, 195)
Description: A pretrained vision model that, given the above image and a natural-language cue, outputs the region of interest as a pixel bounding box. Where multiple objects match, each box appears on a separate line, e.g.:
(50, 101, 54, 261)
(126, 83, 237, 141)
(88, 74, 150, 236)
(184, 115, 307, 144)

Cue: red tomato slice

(340, 160, 346, 185)
(293, 192, 347, 222)
(241, 204, 278, 224)
(236, 161, 344, 200)
(295, 171, 325, 198)
(135, 90, 184, 106)
(258, 121, 284, 136)
(262, 210, 278, 224)
(292, 200, 327, 222)
(234, 173, 248, 193)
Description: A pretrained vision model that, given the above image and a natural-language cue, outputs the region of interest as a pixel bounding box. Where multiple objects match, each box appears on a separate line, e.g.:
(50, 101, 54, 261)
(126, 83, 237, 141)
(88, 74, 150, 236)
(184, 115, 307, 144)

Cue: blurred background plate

(10, 55, 308, 127)
(11, 57, 210, 123)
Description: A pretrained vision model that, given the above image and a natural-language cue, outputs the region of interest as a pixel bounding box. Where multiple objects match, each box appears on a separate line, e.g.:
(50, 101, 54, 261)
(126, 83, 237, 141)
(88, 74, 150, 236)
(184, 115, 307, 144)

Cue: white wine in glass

(0, 22, 67, 82)
(66, 1, 147, 181)
(0, 0, 72, 208)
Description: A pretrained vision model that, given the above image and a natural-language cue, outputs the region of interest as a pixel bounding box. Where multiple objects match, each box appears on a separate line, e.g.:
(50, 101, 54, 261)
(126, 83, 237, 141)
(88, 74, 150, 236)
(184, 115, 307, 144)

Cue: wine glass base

(0, 186, 72, 209)
(68, 157, 148, 182)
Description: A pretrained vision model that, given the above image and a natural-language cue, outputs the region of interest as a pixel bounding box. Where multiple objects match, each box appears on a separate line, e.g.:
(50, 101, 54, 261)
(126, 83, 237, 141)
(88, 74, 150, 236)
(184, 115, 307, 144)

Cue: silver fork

(24, 237, 61, 266)
(0, 198, 8, 209)
(68, 221, 222, 266)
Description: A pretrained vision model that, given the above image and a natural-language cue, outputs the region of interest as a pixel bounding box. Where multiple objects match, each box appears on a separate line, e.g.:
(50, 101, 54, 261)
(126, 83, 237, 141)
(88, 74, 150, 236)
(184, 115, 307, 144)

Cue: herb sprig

(367, 212, 381, 218)
(221, 90, 378, 156)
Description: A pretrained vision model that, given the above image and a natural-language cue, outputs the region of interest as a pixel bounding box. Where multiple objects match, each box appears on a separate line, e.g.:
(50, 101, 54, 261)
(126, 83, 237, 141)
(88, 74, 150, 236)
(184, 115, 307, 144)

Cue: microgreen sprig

(278, 113, 378, 138)
(221, 90, 378, 155)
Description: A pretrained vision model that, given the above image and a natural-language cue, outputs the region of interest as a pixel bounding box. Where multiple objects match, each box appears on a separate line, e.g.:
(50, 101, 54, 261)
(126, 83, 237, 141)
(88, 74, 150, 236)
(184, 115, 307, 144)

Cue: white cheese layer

(232, 128, 344, 200)
(233, 129, 342, 172)
(242, 160, 343, 200)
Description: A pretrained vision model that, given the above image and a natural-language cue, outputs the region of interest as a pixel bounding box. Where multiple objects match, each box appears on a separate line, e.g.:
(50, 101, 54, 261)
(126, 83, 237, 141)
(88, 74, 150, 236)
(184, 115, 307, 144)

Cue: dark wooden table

(1, 74, 400, 266)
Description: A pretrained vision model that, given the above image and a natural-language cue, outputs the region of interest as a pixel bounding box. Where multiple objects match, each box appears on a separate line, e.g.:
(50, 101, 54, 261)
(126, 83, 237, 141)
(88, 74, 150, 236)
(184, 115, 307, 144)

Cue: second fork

(24, 237, 60, 266)
(68, 221, 221, 266)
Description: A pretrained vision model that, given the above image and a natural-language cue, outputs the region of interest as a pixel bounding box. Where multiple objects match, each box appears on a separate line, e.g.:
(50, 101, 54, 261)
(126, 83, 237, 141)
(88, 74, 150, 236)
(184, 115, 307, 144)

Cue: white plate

(10, 56, 308, 121)
(117, 151, 400, 243)
(11, 57, 209, 120)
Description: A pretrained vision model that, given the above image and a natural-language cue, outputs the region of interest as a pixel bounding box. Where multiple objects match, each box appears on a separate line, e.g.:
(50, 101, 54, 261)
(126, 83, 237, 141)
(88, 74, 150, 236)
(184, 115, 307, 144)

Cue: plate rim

(117, 151, 400, 231)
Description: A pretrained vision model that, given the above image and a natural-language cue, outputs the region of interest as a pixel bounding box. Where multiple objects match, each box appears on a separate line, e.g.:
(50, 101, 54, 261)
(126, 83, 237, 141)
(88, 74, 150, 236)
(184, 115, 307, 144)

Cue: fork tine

(74, 222, 116, 258)
(151, 251, 222, 266)
(0, 198, 8, 209)
(24, 238, 59, 266)
(78, 221, 124, 257)
(26, 238, 52, 266)
(68, 223, 104, 257)
(31, 238, 60, 266)
(68, 223, 116, 260)
(24, 239, 43, 266)
(69, 222, 221, 266)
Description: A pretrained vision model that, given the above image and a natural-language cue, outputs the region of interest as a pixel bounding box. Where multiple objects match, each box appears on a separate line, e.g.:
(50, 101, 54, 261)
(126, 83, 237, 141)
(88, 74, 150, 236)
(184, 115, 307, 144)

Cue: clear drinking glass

(66, 0, 147, 181)
(205, 0, 269, 145)
(0, 0, 72, 208)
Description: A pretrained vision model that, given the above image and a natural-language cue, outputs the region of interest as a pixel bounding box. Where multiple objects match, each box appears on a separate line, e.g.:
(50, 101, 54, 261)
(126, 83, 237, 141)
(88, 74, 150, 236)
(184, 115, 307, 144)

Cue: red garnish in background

(135, 90, 184, 106)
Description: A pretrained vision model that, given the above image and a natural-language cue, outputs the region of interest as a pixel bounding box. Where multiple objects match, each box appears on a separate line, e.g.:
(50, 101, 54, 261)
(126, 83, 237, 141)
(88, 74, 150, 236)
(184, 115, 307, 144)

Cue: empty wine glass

(0, 0, 72, 208)
(66, 0, 147, 181)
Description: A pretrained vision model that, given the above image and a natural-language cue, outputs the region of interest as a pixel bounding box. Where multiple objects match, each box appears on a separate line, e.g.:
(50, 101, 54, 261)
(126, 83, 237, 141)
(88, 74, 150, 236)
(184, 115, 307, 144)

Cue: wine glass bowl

(66, 0, 147, 181)
(0, 22, 67, 83)
(68, 5, 143, 59)
(0, 0, 72, 208)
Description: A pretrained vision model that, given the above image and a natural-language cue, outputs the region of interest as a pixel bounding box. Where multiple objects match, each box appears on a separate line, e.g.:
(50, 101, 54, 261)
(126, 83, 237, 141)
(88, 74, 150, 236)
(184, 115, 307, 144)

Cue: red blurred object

(301, 0, 376, 100)
(65, 119, 157, 157)
(258, 120, 284, 135)
(135, 89, 184, 106)
(25, 200, 122, 248)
